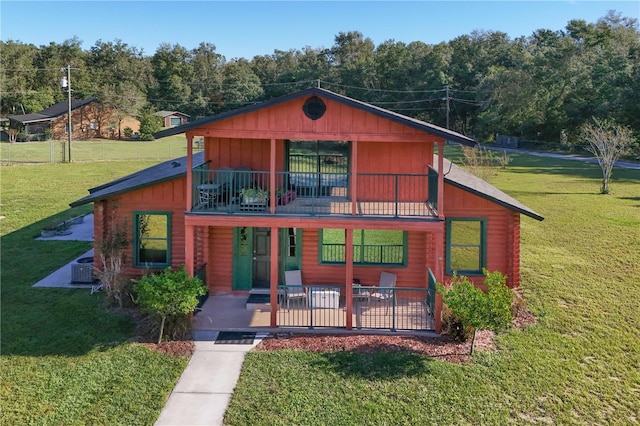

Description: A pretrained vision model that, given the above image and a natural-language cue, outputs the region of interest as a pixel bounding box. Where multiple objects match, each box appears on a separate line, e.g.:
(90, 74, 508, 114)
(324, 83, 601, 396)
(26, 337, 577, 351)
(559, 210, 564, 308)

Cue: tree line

(1, 11, 638, 146)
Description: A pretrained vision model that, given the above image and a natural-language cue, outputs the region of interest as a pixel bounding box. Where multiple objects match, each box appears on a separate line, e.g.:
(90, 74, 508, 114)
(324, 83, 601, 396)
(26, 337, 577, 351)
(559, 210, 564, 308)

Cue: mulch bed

(135, 291, 536, 363)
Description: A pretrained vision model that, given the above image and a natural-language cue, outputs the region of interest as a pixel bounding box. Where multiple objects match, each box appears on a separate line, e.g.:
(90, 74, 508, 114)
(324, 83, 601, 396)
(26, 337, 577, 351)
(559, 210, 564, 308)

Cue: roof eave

(444, 178, 544, 221)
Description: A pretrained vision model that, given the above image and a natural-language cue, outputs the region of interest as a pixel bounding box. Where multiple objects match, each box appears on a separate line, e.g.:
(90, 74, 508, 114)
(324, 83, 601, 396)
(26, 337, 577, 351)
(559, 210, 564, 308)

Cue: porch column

(270, 226, 279, 327)
(185, 223, 195, 276)
(344, 228, 354, 329)
(437, 140, 444, 219)
(434, 225, 445, 333)
(269, 138, 276, 214)
(186, 134, 194, 211)
(351, 141, 358, 215)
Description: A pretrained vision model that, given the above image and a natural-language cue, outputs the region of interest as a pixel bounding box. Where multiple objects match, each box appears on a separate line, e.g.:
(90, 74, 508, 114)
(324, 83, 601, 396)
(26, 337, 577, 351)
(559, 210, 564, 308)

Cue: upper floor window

(320, 229, 406, 266)
(133, 212, 171, 268)
(446, 218, 487, 275)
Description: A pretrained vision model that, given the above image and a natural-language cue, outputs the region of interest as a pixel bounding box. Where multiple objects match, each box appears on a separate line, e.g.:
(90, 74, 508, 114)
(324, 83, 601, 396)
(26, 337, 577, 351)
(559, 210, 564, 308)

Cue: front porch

(193, 282, 436, 333)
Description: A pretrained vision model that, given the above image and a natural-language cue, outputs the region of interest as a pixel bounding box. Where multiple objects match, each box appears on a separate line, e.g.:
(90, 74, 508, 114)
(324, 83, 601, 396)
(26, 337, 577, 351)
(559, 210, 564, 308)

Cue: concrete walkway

(155, 330, 267, 426)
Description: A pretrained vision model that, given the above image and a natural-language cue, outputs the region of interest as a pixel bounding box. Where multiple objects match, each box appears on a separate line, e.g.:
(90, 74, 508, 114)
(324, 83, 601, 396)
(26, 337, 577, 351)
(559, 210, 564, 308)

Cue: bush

(123, 127, 133, 138)
(133, 266, 206, 343)
(438, 270, 514, 353)
(441, 304, 474, 341)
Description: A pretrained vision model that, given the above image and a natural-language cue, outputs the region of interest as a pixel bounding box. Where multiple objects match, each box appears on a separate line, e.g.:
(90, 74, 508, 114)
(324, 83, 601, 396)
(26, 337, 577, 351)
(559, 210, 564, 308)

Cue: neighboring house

(8, 97, 140, 140)
(71, 88, 542, 333)
(155, 110, 190, 128)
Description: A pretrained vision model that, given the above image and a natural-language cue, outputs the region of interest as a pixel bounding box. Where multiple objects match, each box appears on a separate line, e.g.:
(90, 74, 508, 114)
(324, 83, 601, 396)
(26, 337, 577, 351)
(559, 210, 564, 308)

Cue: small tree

(580, 118, 635, 194)
(461, 146, 498, 182)
(438, 270, 514, 354)
(137, 106, 162, 141)
(134, 266, 206, 344)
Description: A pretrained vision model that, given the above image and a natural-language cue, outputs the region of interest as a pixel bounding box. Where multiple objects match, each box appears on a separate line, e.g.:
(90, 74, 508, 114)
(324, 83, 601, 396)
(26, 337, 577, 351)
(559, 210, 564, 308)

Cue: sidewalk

(31, 213, 271, 424)
(155, 330, 267, 426)
(33, 213, 95, 289)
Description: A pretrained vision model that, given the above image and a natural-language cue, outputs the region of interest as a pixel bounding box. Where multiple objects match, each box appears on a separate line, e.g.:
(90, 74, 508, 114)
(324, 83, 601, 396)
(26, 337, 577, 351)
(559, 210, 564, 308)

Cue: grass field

(225, 152, 640, 425)
(2, 150, 639, 424)
(1, 160, 188, 425)
(1, 134, 191, 164)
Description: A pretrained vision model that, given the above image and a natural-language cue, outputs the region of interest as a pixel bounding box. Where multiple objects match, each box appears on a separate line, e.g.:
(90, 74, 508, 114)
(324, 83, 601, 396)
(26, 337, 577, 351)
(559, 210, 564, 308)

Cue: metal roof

(70, 152, 206, 207)
(154, 87, 476, 147)
(8, 97, 97, 124)
(436, 155, 544, 221)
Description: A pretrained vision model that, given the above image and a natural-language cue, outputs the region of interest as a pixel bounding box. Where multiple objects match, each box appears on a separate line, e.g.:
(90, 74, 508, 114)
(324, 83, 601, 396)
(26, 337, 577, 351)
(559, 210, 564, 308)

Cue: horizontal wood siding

(94, 178, 187, 280)
(300, 229, 427, 289)
(443, 183, 519, 287)
(206, 227, 234, 292)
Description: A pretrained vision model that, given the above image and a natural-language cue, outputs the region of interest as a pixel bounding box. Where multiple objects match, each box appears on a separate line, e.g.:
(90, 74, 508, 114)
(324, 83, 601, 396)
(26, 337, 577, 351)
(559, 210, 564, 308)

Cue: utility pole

(60, 65, 72, 162)
(444, 85, 450, 130)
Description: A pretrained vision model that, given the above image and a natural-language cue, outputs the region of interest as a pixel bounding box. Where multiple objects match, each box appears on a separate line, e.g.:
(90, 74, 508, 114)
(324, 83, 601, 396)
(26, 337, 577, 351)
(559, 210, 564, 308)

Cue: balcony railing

(276, 285, 435, 331)
(192, 167, 438, 218)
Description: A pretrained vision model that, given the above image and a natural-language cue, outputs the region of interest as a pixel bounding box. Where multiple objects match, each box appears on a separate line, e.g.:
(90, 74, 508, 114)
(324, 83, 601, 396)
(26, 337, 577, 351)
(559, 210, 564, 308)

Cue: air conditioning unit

(71, 263, 95, 283)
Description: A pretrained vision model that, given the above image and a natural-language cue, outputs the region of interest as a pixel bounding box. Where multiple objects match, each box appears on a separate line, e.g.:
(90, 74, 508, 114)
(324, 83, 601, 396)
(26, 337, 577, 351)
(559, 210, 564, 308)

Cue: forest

(1, 11, 638, 145)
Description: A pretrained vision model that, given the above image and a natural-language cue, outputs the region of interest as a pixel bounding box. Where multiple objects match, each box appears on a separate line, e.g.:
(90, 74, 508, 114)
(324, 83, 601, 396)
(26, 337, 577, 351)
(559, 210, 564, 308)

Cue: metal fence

(276, 285, 435, 331)
(1, 138, 194, 164)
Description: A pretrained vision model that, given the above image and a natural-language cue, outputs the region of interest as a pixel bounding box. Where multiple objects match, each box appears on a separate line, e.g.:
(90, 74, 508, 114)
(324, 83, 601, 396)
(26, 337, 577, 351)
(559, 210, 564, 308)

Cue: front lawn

(226, 152, 640, 425)
(1, 161, 188, 425)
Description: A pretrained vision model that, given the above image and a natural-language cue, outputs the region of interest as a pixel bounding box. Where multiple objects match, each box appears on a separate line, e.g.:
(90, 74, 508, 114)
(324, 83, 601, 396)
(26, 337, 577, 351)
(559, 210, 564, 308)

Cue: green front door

(233, 227, 301, 290)
(232, 227, 253, 290)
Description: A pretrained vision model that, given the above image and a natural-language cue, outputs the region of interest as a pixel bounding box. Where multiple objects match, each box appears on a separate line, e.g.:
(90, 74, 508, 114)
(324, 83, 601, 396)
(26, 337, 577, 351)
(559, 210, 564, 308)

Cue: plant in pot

(241, 188, 268, 204)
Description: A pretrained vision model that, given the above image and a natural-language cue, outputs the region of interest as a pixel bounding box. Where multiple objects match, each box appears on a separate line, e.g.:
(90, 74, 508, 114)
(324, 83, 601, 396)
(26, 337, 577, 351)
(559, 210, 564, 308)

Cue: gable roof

(69, 152, 206, 207)
(436, 155, 544, 221)
(155, 110, 190, 118)
(154, 87, 476, 147)
(8, 97, 97, 125)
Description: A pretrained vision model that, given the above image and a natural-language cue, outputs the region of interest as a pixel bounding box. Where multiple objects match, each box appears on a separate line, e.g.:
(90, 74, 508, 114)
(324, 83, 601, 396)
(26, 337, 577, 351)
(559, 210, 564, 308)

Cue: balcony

(192, 166, 438, 219)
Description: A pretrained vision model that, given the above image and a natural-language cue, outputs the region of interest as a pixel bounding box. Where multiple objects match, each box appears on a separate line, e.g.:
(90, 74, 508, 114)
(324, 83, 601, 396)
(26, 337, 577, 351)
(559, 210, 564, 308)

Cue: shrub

(123, 127, 133, 138)
(438, 270, 514, 353)
(133, 266, 206, 343)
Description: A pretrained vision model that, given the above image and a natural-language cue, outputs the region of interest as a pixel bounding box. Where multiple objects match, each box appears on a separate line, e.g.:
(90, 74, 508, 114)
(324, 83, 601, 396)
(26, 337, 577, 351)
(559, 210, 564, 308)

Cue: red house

(72, 88, 542, 333)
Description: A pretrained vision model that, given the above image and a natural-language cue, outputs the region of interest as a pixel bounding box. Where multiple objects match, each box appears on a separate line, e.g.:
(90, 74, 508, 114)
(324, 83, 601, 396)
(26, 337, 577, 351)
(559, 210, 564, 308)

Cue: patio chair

(352, 278, 371, 303)
(198, 167, 234, 208)
(370, 271, 397, 312)
(283, 270, 307, 309)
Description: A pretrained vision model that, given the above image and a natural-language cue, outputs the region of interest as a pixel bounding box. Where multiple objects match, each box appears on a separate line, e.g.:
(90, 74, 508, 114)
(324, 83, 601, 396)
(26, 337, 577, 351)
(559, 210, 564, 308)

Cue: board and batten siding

(192, 97, 440, 143)
(442, 183, 521, 287)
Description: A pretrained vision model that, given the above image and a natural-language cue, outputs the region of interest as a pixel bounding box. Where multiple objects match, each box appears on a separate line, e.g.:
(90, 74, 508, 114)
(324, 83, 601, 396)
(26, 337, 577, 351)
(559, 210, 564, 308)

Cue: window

(133, 212, 171, 268)
(446, 218, 487, 275)
(320, 229, 406, 266)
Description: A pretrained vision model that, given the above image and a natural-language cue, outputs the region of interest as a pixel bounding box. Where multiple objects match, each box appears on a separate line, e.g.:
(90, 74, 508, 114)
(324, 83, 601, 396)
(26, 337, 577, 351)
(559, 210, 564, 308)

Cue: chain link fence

(0, 137, 200, 165)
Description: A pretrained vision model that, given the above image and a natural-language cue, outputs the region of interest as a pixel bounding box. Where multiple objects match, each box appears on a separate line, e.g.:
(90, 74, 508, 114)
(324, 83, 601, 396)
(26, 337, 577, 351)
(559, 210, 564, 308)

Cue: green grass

(1, 134, 190, 164)
(2, 150, 639, 424)
(226, 152, 640, 425)
(1, 161, 188, 425)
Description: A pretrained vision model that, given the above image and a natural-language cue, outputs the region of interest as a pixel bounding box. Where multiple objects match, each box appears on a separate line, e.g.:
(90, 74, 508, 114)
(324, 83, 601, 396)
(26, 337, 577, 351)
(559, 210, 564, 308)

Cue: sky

(1, 1, 639, 59)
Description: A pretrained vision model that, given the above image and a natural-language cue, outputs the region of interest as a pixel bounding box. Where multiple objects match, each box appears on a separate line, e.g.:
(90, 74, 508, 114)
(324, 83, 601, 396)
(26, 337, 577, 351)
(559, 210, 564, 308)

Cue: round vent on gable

(302, 96, 326, 120)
